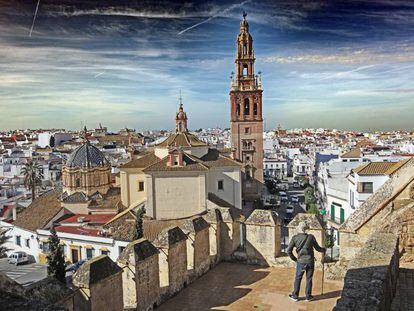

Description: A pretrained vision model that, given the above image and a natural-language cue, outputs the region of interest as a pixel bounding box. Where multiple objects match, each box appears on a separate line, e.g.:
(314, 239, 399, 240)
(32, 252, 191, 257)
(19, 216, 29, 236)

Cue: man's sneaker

(306, 296, 314, 302)
(289, 294, 299, 302)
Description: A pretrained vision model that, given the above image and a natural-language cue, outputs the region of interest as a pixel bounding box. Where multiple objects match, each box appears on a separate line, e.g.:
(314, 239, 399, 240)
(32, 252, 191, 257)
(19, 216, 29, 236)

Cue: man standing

(287, 221, 326, 302)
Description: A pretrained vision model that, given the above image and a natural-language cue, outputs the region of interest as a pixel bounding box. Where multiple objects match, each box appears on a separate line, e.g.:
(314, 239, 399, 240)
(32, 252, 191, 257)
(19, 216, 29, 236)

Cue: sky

(0, 0, 414, 132)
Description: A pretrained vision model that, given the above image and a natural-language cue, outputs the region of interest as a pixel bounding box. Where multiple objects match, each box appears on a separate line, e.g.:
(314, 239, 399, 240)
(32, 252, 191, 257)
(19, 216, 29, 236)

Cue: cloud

(178, 0, 251, 35)
(264, 49, 414, 64)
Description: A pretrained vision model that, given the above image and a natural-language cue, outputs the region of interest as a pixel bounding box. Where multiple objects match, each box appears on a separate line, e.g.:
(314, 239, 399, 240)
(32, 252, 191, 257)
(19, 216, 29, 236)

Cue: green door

(340, 208, 345, 224)
(331, 205, 335, 221)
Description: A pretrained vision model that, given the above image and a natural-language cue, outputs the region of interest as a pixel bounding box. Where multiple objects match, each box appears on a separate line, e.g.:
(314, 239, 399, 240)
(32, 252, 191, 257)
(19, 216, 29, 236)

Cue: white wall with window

(348, 172, 390, 209)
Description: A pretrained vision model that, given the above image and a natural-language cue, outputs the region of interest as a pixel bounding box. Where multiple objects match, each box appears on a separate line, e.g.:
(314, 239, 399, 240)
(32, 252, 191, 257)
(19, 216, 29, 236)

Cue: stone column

(217, 207, 241, 260)
(152, 226, 187, 302)
(202, 209, 222, 267)
(244, 209, 281, 266)
(180, 217, 210, 283)
(117, 238, 160, 310)
(72, 255, 123, 311)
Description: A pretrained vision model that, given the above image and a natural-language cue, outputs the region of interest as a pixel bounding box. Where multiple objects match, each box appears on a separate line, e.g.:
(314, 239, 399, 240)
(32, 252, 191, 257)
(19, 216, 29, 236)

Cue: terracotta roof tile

(156, 132, 207, 148)
(341, 148, 362, 158)
(120, 152, 160, 169)
(353, 160, 407, 176)
(143, 153, 208, 172)
(13, 189, 62, 231)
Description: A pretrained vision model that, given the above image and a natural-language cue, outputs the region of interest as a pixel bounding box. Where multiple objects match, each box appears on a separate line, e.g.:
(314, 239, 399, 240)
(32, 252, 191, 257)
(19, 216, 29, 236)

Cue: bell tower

(230, 12, 263, 200)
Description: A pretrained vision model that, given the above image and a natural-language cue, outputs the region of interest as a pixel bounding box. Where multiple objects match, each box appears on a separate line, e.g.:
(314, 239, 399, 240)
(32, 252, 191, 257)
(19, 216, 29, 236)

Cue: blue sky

(0, 0, 413, 131)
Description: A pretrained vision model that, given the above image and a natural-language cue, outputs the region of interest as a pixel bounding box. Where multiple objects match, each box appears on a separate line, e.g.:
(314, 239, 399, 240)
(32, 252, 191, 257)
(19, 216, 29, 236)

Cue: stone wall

(181, 217, 210, 283)
(334, 232, 399, 311)
(244, 209, 281, 266)
(117, 239, 160, 310)
(61, 207, 286, 310)
(152, 226, 188, 302)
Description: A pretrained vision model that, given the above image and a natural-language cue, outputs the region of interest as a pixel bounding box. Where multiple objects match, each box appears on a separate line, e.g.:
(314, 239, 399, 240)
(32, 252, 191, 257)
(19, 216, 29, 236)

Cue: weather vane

(243, 11, 247, 19)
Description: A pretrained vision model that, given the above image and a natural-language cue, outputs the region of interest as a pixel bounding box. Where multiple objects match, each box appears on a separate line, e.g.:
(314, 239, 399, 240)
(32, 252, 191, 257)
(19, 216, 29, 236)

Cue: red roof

(60, 214, 115, 224)
(55, 226, 102, 237)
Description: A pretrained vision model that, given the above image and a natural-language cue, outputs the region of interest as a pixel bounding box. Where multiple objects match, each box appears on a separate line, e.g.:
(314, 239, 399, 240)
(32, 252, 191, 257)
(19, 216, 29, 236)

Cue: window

(253, 103, 258, 115)
(244, 98, 250, 115)
(217, 180, 224, 191)
(243, 64, 248, 76)
(42, 242, 50, 253)
(75, 178, 81, 187)
(358, 182, 373, 193)
(25, 239, 30, 248)
(340, 208, 345, 224)
(244, 127, 251, 134)
(236, 103, 240, 116)
(138, 181, 145, 192)
(118, 246, 126, 256)
(101, 249, 109, 256)
(86, 248, 94, 260)
(16, 236, 21, 246)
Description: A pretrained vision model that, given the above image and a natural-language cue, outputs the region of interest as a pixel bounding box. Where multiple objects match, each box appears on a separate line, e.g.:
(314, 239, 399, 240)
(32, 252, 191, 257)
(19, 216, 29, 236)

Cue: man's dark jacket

(287, 233, 325, 264)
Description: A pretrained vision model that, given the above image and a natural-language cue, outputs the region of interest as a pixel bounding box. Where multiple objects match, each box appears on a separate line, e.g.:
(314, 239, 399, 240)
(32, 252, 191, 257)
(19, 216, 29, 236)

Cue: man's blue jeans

(292, 262, 314, 298)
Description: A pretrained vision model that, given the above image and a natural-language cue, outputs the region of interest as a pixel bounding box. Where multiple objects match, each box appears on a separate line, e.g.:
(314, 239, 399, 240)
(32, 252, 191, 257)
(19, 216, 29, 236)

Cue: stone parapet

(152, 226, 188, 302)
(118, 239, 160, 310)
(180, 217, 211, 283)
(333, 233, 399, 311)
(73, 255, 123, 311)
(244, 209, 281, 266)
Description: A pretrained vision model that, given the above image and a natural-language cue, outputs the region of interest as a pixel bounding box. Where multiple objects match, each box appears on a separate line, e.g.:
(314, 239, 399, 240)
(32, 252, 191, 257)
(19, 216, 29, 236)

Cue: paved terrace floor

(157, 263, 343, 311)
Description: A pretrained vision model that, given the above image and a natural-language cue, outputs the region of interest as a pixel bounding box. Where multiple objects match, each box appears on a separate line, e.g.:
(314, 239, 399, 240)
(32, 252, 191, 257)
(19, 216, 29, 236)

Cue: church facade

(120, 103, 242, 220)
(229, 13, 264, 200)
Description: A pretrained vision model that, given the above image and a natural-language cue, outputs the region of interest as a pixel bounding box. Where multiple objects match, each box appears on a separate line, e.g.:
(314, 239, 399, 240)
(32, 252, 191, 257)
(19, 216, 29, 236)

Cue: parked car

(66, 259, 87, 273)
(8, 251, 29, 265)
(279, 192, 288, 202)
(286, 205, 294, 215)
(291, 195, 299, 203)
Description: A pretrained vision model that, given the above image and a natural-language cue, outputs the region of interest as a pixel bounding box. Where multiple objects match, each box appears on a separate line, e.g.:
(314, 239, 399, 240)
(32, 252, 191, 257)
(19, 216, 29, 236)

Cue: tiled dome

(66, 142, 110, 168)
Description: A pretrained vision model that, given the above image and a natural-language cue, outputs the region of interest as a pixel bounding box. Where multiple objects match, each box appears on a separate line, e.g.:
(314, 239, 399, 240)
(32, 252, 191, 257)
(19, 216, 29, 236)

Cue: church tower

(230, 12, 263, 200)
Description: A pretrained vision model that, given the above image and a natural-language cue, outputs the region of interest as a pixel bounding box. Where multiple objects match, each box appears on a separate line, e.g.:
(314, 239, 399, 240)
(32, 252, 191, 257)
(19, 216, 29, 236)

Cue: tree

(0, 228, 10, 258)
(307, 203, 320, 215)
(21, 160, 43, 200)
(134, 207, 146, 240)
(46, 227, 66, 283)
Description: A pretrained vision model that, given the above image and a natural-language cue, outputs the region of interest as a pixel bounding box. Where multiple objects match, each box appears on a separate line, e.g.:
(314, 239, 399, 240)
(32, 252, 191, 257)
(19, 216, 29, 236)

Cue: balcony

(242, 145, 255, 152)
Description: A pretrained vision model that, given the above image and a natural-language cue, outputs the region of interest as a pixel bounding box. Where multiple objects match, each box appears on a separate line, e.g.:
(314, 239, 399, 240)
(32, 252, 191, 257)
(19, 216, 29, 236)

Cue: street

(0, 258, 47, 288)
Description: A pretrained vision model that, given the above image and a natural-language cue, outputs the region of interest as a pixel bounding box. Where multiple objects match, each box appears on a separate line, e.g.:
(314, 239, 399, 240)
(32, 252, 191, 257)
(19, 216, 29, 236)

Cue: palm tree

(21, 160, 43, 200)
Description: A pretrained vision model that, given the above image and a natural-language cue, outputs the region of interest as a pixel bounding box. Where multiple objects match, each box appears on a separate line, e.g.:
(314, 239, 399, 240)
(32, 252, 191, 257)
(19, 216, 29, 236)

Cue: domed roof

(66, 142, 110, 168)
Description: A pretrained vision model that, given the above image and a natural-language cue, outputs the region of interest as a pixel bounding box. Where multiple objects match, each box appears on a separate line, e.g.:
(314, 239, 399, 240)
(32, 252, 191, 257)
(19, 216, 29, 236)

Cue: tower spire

(175, 91, 188, 133)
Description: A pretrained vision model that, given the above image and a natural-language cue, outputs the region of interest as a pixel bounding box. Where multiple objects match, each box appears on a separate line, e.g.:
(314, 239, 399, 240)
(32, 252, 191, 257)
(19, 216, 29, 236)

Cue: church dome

(66, 142, 110, 168)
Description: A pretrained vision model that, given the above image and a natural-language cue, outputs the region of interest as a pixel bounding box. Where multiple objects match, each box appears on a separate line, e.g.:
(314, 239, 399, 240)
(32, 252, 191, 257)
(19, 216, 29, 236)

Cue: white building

(292, 154, 311, 178)
(263, 157, 288, 179)
(348, 160, 408, 210)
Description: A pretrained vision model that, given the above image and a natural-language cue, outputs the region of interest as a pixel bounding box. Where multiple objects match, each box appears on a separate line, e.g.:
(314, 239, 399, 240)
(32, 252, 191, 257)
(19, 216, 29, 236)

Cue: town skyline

(1, 0, 414, 131)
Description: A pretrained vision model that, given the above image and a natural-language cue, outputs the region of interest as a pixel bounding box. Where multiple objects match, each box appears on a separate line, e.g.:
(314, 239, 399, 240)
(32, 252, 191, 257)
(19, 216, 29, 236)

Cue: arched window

(243, 64, 248, 76)
(253, 103, 258, 115)
(75, 178, 81, 188)
(236, 103, 240, 116)
(244, 98, 250, 115)
(243, 44, 247, 55)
